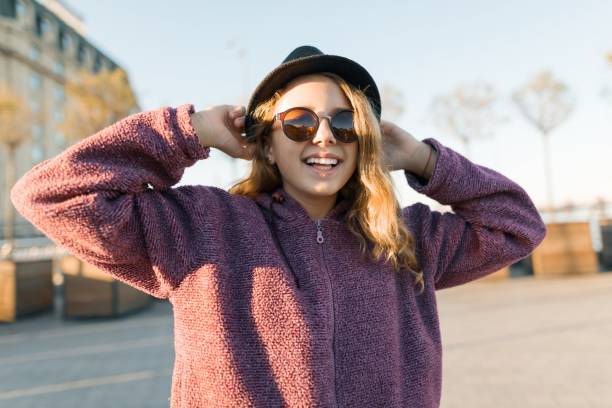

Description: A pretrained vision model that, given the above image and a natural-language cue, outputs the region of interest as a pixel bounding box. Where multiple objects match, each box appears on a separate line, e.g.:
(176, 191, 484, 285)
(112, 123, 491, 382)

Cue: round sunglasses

(273, 107, 357, 143)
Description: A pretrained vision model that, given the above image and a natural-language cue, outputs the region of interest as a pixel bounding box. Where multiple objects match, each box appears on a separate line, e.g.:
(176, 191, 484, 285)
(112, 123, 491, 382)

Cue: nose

(311, 117, 336, 146)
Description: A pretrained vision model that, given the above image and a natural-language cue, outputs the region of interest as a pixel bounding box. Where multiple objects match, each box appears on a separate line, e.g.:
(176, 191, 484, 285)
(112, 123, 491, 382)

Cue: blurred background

(0, 0, 611, 407)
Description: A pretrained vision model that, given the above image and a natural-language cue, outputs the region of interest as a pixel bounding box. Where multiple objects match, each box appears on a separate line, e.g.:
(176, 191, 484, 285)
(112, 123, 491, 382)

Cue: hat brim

(244, 54, 381, 140)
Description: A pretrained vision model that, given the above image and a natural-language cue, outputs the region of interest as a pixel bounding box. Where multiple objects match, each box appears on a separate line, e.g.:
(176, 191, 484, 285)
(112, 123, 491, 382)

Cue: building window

(52, 61, 64, 75)
(32, 124, 43, 141)
(53, 130, 65, 150)
(16, 0, 25, 18)
(53, 106, 64, 123)
(53, 84, 65, 102)
(77, 42, 86, 64)
(0, 0, 15, 18)
(30, 72, 42, 90)
(31, 124, 44, 163)
(58, 29, 67, 51)
(93, 53, 102, 73)
(29, 45, 41, 61)
(31, 144, 44, 163)
(35, 13, 49, 38)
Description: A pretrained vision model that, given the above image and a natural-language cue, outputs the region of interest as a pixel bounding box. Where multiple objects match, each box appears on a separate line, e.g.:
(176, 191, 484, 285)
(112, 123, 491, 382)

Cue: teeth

(305, 157, 338, 165)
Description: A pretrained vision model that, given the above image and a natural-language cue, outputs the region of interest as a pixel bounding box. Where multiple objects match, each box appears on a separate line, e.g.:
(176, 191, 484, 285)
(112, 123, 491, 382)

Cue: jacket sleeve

(402, 137, 547, 290)
(10, 104, 219, 299)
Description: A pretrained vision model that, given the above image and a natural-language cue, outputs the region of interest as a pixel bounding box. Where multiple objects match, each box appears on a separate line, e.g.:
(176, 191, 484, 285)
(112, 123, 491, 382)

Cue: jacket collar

(254, 186, 352, 223)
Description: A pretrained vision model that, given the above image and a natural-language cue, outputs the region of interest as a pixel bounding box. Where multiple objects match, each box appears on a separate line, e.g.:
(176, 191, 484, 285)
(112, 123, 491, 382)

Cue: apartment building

(0, 0, 122, 243)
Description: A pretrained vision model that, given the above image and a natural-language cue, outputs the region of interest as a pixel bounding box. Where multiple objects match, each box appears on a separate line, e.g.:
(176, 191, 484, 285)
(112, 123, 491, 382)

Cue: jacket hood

(254, 186, 352, 223)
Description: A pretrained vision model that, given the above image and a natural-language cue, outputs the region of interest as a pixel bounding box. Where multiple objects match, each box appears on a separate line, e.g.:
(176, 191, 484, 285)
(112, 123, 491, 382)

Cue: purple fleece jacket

(10, 104, 546, 407)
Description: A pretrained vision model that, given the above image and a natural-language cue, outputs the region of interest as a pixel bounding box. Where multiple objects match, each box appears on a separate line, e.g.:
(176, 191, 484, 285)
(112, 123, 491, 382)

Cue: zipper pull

(315, 220, 324, 244)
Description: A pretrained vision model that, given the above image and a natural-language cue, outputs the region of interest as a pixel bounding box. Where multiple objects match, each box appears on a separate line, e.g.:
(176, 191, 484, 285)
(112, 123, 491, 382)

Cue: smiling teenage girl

(10, 46, 546, 407)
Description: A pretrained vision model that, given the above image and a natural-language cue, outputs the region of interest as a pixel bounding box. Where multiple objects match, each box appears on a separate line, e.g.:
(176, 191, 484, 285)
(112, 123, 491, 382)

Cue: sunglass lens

(282, 109, 317, 141)
(331, 111, 356, 142)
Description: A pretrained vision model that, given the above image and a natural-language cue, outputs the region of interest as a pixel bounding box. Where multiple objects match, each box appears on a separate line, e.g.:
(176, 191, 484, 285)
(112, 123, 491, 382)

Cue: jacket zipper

(315, 219, 338, 407)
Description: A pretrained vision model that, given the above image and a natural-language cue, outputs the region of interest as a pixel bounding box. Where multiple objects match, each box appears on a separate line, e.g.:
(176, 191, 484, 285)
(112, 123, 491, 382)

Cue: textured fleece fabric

(10, 104, 546, 407)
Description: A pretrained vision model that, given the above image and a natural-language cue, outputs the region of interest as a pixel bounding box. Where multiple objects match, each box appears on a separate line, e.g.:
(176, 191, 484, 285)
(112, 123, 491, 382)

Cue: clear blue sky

(73, 0, 612, 211)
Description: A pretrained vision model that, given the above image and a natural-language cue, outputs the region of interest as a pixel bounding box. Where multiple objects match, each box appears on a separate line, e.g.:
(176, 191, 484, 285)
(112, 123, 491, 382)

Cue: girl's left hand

(379, 119, 422, 172)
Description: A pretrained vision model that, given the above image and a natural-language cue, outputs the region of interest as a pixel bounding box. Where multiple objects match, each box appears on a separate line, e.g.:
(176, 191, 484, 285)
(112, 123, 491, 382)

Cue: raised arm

(10, 104, 251, 299)
(401, 138, 546, 290)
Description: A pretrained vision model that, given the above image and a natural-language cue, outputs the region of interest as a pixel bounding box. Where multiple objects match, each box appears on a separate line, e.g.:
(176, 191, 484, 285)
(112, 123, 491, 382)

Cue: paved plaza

(0, 271, 611, 407)
(0, 294, 174, 408)
(438, 272, 612, 408)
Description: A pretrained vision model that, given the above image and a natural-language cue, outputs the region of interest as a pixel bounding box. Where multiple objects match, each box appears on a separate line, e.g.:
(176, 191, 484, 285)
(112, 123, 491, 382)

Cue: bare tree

(430, 82, 499, 158)
(512, 71, 574, 216)
(0, 85, 33, 259)
(380, 83, 405, 122)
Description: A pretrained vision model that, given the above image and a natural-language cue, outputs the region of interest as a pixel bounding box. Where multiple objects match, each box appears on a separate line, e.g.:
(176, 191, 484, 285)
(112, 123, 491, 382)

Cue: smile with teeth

(304, 157, 339, 170)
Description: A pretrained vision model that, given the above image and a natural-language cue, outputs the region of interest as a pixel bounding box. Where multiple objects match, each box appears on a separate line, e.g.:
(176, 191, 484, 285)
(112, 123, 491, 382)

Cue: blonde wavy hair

(229, 72, 424, 294)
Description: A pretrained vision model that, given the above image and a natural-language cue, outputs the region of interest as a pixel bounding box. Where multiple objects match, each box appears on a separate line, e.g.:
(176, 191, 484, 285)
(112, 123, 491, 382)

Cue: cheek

(277, 156, 301, 175)
(273, 141, 303, 173)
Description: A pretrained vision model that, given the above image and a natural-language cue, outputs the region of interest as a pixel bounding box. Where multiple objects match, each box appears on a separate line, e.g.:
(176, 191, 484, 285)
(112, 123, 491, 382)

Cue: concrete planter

(0, 259, 54, 322)
(479, 266, 510, 282)
(59, 255, 153, 318)
(532, 222, 598, 277)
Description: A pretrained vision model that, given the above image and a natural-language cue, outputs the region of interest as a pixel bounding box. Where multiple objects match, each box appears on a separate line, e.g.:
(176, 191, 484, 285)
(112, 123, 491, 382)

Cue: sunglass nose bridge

(311, 117, 337, 144)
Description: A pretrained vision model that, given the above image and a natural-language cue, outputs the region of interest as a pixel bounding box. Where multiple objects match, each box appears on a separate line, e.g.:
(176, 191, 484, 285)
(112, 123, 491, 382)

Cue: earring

(267, 155, 275, 165)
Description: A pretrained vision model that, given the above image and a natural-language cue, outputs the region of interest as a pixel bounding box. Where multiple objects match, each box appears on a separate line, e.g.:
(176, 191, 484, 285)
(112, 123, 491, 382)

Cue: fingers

(233, 115, 245, 129)
(229, 105, 246, 120)
(228, 106, 246, 131)
(227, 106, 255, 160)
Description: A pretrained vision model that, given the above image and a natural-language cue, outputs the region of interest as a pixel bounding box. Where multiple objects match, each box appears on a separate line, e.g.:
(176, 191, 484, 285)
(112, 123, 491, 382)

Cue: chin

(301, 182, 346, 197)
(309, 187, 340, 197)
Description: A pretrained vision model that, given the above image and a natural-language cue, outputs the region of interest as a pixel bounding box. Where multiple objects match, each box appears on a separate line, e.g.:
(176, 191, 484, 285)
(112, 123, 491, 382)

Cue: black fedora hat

(243, 45, 381, 141)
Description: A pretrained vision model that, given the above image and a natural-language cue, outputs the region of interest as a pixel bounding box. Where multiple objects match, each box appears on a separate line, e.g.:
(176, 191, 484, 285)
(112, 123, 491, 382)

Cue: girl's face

(267, 74, 358, 203)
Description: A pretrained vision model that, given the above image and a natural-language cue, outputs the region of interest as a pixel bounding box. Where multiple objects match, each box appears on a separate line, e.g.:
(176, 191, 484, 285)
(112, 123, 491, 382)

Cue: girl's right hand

(190, 105, 256, 160)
